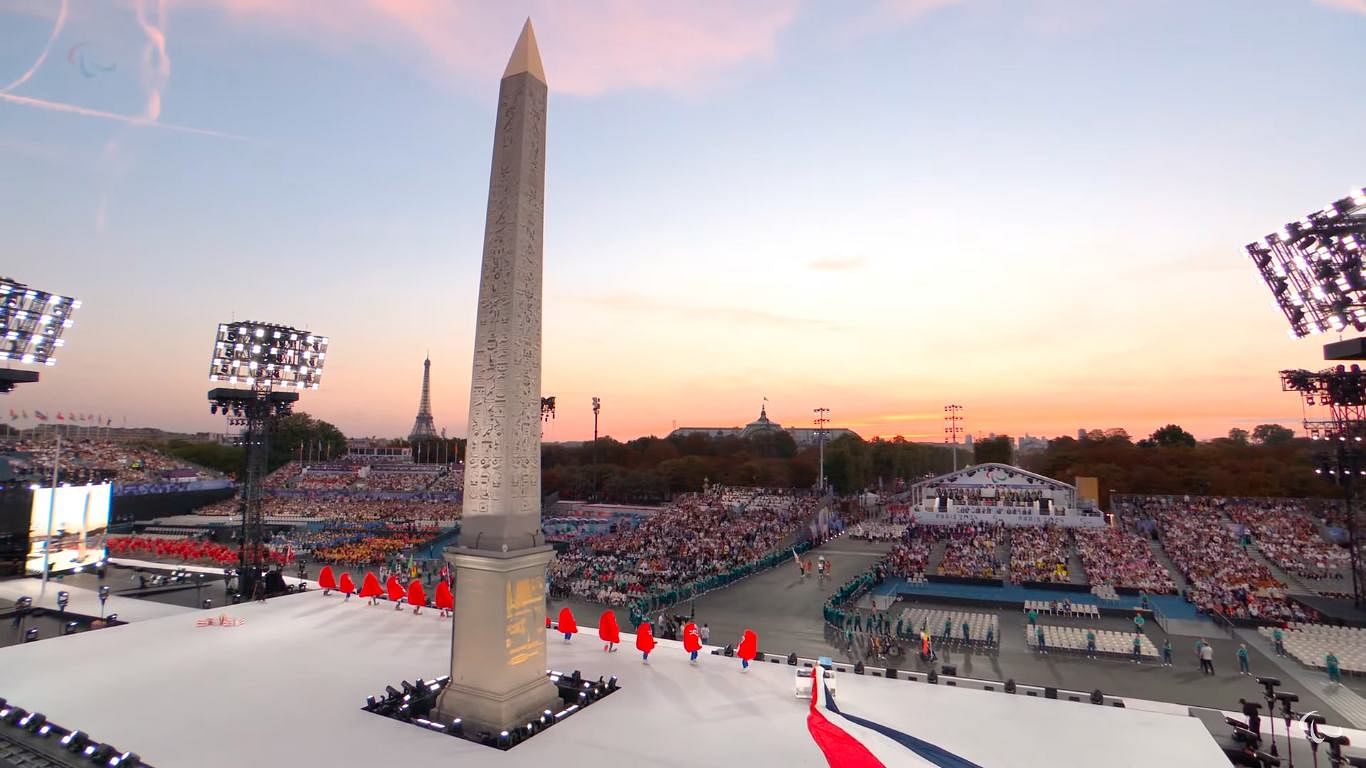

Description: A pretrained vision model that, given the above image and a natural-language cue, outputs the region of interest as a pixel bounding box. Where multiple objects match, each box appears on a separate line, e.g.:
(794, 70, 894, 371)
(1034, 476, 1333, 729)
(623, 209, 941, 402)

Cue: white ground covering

(0, 591, 1231, 767)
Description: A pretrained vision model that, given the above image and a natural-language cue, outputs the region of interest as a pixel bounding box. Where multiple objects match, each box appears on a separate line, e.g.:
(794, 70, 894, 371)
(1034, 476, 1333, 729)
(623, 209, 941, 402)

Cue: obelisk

(435, 19, 559, 733)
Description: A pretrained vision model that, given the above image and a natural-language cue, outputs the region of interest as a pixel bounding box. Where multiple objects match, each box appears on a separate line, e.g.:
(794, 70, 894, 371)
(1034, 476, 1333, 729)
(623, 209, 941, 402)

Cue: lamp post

(592, 397, 601, 499)
(943, 404, 963, 472)
(813, 407, 830, 493)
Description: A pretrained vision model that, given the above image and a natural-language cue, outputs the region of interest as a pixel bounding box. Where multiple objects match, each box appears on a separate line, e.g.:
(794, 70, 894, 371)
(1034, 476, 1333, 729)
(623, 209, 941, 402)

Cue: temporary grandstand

(907, 463, 1102, 528)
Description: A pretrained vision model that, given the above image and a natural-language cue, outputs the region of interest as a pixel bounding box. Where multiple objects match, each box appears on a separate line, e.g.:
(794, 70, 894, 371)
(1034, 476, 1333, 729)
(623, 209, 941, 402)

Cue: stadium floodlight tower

(0, 277, 80, 393)
(1249, 186, 1366, 605)
(206, 321, 327, 599)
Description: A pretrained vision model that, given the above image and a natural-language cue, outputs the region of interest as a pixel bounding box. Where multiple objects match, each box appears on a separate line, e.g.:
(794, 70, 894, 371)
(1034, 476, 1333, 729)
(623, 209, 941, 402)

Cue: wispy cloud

(571, 291, 842, 330)
(0, 0, 241, 140)
(878, 0, 965, 21)
(0, 0, 68, 93)
(134, 0, 170, 121)
(0, 91, 245, 139)
(806, 257, 866, 272)
(1315, 0, 1366, 14)
(184, 0, 800, 96)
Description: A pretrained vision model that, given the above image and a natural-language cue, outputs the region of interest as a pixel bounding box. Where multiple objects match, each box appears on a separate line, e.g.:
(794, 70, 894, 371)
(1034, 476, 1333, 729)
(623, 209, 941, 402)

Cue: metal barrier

(740, 649, 1128, 707)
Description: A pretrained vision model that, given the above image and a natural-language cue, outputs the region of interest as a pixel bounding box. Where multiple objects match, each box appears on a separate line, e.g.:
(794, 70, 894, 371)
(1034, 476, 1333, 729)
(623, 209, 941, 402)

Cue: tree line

(159, 414, 1337, 506)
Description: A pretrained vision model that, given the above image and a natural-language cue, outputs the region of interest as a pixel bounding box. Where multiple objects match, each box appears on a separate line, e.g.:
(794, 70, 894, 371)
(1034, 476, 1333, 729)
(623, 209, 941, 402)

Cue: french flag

(806, 668, 982, 768)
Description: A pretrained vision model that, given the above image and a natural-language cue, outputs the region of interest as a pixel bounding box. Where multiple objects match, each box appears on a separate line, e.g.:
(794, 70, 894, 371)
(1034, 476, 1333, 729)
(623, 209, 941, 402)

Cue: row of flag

(9, 409, 113, 425)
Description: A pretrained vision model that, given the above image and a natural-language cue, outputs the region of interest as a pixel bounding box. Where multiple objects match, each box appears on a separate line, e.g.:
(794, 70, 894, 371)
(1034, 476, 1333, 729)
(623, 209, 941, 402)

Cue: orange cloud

(181, 0, 800, 95)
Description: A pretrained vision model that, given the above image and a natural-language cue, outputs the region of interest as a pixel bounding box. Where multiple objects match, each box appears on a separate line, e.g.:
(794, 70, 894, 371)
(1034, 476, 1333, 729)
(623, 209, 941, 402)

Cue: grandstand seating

(896, 607, 999, 646)
(2, 438, 226, 491)
(1026, 624, 1158, 658)
(1023, 599, 1100, 620)
(1258, 623, 1366, 674)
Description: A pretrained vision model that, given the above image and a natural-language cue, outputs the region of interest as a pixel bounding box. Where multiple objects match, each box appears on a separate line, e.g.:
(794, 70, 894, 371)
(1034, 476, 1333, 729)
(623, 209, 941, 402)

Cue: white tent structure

(908, 463, 1103, 528)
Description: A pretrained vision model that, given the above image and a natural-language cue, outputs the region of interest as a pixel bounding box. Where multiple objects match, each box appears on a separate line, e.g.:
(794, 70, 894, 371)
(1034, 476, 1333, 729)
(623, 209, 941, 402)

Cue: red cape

(407, 580, 426, 607)
(683, 622, 702, 653)
(386, 575, 405, 602)
(558, 607, 578, 634)
(338, 572, 356, 595)
(435, 581, 453, 610)
(359, 572, 382, 598)
(635, 622, 656, 653)
(738, 629, 758, 661)
(598, 611, 621, 644)
(317, 565, 336, 590)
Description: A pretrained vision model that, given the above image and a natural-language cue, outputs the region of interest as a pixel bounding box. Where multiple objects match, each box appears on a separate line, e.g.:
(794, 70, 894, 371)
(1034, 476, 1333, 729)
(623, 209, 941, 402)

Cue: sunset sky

(3, 0, 1365, 443)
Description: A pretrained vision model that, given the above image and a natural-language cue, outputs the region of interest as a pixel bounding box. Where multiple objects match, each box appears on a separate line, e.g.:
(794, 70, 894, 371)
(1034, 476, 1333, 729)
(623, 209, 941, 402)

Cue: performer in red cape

(738, 628, 758, 671)
(435, 581, 453, 618)
(558, 607, 578, 642)
(386, 575, 405, 610)
(683, 620, 702, 663)
(636, 621, 656, 663)
(338, 572, 356, 601)
(546, 615, 552, 629)
(360, 572, 382, 605)
(407, 580, 426, 615)
(599, 610, 620, 652)
(318, 565, 336, 596)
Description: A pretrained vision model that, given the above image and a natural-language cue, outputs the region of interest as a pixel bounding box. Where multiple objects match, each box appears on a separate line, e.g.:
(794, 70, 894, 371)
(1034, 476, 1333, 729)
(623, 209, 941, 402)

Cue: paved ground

(550, 534, 1350, 723)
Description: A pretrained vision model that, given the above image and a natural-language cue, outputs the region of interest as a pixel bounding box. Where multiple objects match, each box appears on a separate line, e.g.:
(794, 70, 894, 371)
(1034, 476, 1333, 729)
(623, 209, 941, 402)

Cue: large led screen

(26, 483, 111, 575)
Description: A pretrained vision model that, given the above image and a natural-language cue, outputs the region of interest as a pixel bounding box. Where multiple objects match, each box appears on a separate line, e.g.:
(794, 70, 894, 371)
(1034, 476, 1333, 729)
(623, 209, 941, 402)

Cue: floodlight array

(1248, 187, 1366, 337)
(0, 277, 80, 366)
(208, 321, 328, 390)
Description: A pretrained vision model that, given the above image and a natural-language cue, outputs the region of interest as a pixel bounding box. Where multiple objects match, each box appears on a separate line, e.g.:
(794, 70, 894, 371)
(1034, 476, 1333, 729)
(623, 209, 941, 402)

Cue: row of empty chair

(1258, 623, 1366, 674)
(1023, 599, 1100, 619)
(897, 607, 1000, 645)
(1026, 624, 1159, 658)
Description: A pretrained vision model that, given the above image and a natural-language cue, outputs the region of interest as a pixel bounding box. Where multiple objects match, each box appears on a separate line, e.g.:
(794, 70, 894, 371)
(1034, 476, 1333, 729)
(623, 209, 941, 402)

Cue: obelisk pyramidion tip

(503, 18, 546, 84)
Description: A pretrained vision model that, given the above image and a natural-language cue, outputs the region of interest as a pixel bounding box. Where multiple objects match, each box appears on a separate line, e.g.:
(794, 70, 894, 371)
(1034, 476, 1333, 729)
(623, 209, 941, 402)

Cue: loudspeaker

(941, 664, 956, 676)
(926, 670, 938, 684)
(755, 652, 765, 662)
(1004, 679, 1016, 694)
(723, 644, 734, 657)
(1044, 687, 1058, 700)
(787, 653, 798, 666)
(854, 662, 864, 675)
(885, 668, 897, 680)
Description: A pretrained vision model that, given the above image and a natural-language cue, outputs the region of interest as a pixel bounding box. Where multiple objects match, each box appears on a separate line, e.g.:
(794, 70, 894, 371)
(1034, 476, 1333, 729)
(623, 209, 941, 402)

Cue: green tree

(163, 440, 245, 477)
(1144, 424, 1196, 449)
(974, 435, 1013, 465)
(1252, 423, 1295, 446)
(1227, 428, 1250, 445)
(270, 412, 347, 471)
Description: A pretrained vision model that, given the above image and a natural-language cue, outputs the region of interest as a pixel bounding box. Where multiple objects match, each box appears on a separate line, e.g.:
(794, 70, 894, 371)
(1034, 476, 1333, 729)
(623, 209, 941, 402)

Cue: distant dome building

(740, 404, 782, 439)
(669, 402, 857, 447)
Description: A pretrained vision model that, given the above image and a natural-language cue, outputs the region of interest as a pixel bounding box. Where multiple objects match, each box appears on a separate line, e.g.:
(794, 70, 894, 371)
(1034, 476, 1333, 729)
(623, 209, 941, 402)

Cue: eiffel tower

(408, 355, 438, 442)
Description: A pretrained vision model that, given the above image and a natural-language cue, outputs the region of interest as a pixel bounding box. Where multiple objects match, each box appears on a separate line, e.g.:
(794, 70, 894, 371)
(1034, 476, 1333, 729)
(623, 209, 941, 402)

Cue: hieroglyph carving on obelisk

(459, 18, 548, 555)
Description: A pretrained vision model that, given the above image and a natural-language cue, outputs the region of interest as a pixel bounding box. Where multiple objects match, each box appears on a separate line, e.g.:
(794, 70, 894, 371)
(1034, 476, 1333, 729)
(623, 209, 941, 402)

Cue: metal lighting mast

(813, 407, 830, 493)
(1248, 185, 1366, 606)
(944, 404, 964, 472)
(207, 321, 328, 600)
(0, 277, 80, 393)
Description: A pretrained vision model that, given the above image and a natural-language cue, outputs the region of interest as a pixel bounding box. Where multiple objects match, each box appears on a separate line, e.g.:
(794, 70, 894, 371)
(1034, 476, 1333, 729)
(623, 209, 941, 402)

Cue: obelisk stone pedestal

(435, 546, 556, 734)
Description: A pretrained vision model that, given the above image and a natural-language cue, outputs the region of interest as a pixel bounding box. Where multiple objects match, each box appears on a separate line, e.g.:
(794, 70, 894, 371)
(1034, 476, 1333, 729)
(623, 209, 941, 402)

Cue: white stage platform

(0, 592, 1231, 767)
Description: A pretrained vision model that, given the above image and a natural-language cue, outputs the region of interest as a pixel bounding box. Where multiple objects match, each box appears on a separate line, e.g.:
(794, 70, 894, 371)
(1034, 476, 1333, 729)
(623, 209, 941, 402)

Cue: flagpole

(42, 432, 61, 596)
